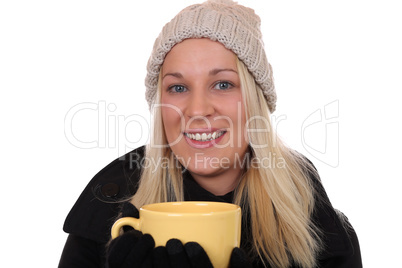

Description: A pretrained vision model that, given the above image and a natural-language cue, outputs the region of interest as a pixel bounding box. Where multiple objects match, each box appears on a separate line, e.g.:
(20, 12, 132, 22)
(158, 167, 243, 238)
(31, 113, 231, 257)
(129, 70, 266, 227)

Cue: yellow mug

(111, 201, 241, 268)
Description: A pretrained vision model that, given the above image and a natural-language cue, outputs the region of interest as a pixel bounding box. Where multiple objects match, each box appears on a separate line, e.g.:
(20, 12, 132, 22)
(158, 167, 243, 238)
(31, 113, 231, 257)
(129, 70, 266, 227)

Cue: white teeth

(185, 131, 225, 142)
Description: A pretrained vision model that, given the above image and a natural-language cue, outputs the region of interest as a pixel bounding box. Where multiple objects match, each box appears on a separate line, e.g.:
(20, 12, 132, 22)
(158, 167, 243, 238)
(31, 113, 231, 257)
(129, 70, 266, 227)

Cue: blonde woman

(59, 1, 362, 267)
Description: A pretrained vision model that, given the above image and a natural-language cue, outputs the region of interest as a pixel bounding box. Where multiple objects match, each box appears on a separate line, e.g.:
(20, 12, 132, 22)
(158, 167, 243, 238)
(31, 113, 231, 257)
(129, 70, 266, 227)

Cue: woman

(59, 0, 362, 267)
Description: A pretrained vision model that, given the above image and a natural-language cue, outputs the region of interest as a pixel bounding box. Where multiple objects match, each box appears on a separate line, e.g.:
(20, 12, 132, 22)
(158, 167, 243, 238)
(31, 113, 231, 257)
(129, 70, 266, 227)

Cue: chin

(186, 166, 227, 178)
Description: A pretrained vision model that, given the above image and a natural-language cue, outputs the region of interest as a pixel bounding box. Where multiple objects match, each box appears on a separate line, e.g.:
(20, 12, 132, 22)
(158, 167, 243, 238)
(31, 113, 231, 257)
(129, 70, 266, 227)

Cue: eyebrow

(209, 68, 238, 76)
(162, 68, 238, 79)
(162, 72, 183, 79)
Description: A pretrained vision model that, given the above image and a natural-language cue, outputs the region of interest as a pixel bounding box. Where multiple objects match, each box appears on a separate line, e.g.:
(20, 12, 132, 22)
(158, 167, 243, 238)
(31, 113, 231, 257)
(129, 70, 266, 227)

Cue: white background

(1, 0, 401, 267)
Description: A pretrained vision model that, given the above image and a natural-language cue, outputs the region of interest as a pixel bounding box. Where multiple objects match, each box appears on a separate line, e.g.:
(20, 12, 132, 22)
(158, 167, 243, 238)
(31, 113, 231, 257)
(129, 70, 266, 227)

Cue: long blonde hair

(131, 58, 321, 267)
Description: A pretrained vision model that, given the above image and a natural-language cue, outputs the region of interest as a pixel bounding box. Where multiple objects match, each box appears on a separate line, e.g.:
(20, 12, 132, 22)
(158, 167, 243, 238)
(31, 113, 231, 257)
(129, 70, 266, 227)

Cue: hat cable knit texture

(145, 0, 277, 112)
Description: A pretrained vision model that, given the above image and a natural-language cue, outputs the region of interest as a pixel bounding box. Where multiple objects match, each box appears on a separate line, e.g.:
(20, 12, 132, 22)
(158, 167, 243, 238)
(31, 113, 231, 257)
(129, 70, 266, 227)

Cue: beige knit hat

(145, 0, 277, 113)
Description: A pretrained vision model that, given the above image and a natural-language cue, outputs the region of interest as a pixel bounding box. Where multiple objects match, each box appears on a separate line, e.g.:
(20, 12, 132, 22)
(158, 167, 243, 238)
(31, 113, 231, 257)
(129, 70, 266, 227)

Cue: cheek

(161, 107, 183, 138)
(162, 106, 182, 122)
(230, 101, 248, 142)
(161, 94, 183, 121)
(225, 99, 246, 127)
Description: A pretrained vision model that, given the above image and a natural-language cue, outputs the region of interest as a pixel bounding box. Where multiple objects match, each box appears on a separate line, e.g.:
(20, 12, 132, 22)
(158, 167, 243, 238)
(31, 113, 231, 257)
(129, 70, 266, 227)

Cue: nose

(184, 89, 215, 119)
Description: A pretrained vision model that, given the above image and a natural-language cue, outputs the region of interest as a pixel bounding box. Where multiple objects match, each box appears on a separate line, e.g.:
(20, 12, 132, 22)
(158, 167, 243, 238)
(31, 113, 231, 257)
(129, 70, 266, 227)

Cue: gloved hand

(229, 247, 252, 268)
(107, 202, 155, 268)
(152, 238, 213, 268)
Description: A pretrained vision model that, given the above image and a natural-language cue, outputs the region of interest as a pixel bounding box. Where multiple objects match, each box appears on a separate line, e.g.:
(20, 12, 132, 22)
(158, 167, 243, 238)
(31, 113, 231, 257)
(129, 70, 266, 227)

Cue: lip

(183, 128, 227, 149)
(184, 128, 222, 133)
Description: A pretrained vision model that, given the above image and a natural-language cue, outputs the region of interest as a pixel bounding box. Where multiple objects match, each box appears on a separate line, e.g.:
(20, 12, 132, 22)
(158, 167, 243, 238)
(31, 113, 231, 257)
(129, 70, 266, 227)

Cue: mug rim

(140, 201, 240, 216)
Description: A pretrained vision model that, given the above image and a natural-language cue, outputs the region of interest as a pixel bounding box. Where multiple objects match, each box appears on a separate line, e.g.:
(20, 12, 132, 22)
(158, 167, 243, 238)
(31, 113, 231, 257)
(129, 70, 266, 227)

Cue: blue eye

(169, 85, 187, 93)
(214, 81, 232, 90)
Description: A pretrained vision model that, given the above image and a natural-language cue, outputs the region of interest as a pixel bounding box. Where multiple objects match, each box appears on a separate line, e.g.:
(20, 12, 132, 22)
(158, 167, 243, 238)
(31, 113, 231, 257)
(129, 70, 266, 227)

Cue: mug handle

(111, 217, 141, 239)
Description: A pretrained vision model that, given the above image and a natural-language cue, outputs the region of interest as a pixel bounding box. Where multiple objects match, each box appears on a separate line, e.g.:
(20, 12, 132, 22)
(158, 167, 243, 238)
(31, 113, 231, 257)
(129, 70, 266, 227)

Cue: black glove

(152, 238, 213, 268)
(229, 247, 252, 268)
(107, 202, 155, 268)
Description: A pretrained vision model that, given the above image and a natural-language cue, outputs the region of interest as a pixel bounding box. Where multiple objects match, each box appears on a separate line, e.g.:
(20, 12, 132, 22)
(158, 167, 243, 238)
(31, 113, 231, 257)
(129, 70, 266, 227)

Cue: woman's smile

(184, 129, 226, 142)
(183, 129, 227, 149)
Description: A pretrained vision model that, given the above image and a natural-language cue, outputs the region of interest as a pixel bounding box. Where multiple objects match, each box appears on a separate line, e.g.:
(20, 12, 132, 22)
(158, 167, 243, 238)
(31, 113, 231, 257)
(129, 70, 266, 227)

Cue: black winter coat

(59, 146, 362, 267)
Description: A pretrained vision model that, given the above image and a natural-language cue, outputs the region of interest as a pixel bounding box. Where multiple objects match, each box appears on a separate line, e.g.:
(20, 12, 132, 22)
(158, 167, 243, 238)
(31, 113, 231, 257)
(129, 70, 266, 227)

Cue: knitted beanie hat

(145, 0, 277, 113)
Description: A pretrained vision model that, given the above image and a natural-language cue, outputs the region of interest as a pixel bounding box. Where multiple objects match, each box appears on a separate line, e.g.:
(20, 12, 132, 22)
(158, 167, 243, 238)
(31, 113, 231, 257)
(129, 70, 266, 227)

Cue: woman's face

(160, 38, 248, 183)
